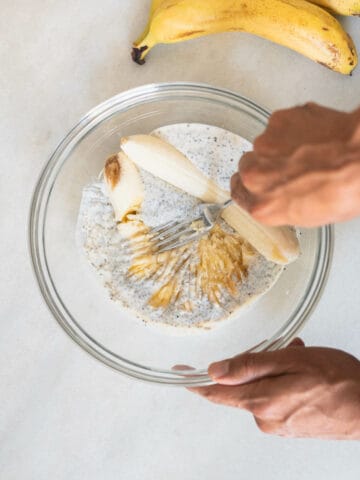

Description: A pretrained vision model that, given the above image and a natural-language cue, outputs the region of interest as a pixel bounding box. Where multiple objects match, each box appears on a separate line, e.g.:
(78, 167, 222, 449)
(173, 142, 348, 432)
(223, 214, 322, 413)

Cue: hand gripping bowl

(29, 83, 333, 386)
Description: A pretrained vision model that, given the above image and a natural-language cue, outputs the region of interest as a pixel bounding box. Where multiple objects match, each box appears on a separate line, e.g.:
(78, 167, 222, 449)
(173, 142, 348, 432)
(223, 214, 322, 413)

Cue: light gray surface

(1, 1, 360, 479)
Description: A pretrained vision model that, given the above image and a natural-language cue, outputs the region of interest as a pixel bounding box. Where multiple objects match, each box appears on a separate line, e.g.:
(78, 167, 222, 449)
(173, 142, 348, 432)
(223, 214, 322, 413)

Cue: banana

(121, 134, 228, 203)
(120, 134, 300, 265)
(104, 152, 144, 222)
(308, 0, 360, 15)
(133, 0, 167, 48)
(131, 0, 357, 74)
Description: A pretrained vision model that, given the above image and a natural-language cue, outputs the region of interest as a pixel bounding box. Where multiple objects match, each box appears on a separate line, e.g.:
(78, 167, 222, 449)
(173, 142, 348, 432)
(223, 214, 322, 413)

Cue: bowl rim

(28, 81, 334, 386)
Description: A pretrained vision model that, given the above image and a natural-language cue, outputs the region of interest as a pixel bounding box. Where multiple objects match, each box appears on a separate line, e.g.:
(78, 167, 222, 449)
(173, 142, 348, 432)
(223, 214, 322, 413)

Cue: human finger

(208, 349, 302, 385)
(188, 374, 297, 415)
(187, 383, 261, 412)
(230, 172, 256, 210)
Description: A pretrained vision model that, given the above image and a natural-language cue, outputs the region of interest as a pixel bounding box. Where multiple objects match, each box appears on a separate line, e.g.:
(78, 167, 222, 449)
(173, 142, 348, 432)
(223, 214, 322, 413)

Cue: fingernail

(209, 360, 230, 379)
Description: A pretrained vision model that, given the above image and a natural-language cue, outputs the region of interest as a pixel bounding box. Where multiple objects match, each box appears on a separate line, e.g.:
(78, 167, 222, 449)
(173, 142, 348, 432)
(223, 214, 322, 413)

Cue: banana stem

(131, 45, 149, 65)
(132, 33, 156, 65)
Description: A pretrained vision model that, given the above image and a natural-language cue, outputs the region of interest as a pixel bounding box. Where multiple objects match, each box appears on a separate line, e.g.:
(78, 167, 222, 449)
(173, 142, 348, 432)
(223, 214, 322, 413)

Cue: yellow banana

(132, 0, 357, 74)
(134, 0, 170, 46)
(308, 0, 360, 15)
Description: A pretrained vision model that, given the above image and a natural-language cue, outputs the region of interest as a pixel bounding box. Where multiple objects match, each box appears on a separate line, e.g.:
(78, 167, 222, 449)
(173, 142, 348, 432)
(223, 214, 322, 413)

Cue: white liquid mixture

(77, 124, 283, 331)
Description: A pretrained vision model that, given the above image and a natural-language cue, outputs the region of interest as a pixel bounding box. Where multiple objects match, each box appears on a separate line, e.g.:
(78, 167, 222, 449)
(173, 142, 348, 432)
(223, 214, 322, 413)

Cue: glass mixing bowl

(29, 83, 333, 386)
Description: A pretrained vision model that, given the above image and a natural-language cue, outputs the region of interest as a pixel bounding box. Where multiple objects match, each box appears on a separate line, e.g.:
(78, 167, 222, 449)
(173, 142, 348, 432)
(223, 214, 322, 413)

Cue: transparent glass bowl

(29, 83, 333, 386)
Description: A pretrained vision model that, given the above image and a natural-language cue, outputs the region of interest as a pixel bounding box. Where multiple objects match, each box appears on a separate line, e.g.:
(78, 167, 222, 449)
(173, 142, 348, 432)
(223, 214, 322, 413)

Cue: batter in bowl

(77, 124, 285, 331)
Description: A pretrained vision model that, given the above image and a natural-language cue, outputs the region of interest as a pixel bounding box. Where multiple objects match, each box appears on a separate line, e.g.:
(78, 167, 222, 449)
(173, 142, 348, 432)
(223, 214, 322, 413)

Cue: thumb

(208, 347, 301, 386)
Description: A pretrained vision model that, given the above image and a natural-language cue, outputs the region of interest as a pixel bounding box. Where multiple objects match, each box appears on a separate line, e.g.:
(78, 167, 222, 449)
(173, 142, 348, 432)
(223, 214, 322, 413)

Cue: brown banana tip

(131, 46, 149, 65)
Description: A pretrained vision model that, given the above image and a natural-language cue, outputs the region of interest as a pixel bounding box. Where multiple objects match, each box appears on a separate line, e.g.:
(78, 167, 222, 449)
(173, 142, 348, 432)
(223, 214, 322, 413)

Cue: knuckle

(267, 109, 291, 127)
(240, 159, 258, 175)
(252, 396, 278, 418)
(253, 135, 267, 152)
(259, 424, 273, 435)
(239, 152, 257, 171)
(240, 168, 257, 187)
(269, 110, 284, 123)
(256, 416, 287, 436)
(255, 419, 274, 435)
(303, 101, 318, 110)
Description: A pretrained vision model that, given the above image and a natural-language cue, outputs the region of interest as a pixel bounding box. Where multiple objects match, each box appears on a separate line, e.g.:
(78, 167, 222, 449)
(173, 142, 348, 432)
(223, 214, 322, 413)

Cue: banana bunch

(132, 0, 358, 74)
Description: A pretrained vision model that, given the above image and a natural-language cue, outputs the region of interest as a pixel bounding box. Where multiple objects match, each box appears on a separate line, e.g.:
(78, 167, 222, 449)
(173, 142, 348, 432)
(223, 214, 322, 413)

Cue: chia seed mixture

(76, 124, 283, 331)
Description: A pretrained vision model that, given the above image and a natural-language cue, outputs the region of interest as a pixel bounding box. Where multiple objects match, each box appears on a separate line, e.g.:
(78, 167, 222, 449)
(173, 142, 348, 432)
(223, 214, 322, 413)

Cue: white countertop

(1, 1, 360, 478)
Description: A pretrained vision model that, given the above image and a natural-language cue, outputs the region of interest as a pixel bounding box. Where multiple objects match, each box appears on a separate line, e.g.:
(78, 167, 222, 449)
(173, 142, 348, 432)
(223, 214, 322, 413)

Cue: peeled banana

(132, 0, 357, 74)
(104, 152, 144, 222)
(120, 134, 300, 265)
(309, 0, 360, 15)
